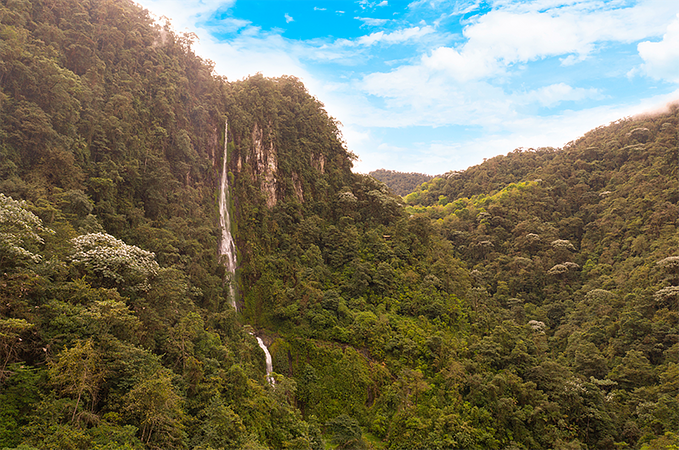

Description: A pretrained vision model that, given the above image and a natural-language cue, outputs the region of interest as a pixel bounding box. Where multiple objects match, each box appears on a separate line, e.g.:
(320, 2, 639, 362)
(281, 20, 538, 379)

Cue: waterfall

(219, 121, 273, 386)
(219, 120, 238, 311)
(256, 336, 275, 385)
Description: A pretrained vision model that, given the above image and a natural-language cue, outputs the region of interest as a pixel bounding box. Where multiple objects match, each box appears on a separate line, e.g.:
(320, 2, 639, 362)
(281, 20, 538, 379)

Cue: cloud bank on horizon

(134, 0, 679, 175)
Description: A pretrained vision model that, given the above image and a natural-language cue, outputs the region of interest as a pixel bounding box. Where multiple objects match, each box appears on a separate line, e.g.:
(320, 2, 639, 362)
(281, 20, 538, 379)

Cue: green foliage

(123, 370, 185, 448)
(326, 414, 366, 449)
(368, 169, 434, 197)
(1, 0, 678, 448)
(49, 339, 106, 422)
(0, 363, 42, 448)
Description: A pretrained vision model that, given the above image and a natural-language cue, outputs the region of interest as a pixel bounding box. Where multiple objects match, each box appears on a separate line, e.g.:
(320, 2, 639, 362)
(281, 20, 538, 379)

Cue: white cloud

(347, 88, 679, 174)
(423, 46, 500, 82)
(294, 25, 437, 66)
(349, 0, 679, 131)
(400, 1, 679, 84)
(199, 37, 311, 81)
(461, 10, 595, 65)
(285, 13, 294, 23)
(314, 7, 327, 11)
(355, 17, 390, 27)
(359, 0, 389, 9)
(514, 83, 602, 108)
(358, 26, 435, 46)
(636, 13, 679, 83)
(136, 0, 236, 32)
(407, 0, 480, 15)
(344, 89, 678, 174)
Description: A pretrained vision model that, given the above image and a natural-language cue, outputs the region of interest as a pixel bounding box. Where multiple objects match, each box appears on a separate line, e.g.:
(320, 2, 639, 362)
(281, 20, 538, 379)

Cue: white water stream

(219, 120, 274, 385)
(256, 336, 275, 385)
(218, 120, 238, 311)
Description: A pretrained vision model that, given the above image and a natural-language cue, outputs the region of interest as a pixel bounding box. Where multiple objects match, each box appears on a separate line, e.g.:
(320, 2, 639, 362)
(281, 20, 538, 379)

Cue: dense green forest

(1, 0, 678, 449)
(368, 170, 433, 197)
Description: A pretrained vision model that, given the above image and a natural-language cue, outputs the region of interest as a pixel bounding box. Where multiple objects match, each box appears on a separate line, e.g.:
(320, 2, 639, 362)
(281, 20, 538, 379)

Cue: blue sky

(135, 0, 679, 175)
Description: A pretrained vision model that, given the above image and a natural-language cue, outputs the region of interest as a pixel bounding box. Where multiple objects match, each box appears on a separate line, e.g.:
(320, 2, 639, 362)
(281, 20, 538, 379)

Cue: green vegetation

(368, 169, 434, 197)
(1, 0, 678, 449)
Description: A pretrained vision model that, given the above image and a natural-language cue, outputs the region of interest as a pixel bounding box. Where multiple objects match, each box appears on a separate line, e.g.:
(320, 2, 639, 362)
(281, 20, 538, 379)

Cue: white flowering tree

(550, 239, 576, 251)
(70, 232, 159, 291)
(0, 193, 54, 268)
(657, 256, 679, 285)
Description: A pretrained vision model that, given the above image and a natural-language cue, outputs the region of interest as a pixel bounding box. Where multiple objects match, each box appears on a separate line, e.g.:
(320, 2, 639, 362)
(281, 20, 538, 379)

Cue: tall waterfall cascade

(219, 121, 275, 385)
(218, 120, 238, 311)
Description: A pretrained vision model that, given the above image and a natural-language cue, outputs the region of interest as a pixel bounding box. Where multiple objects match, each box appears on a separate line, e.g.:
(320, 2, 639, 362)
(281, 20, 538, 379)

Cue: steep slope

(0, 0, 336, 448)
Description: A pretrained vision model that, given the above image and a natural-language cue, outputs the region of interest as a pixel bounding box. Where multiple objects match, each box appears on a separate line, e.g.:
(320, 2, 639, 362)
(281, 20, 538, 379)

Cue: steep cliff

(226, 75, 354, 210)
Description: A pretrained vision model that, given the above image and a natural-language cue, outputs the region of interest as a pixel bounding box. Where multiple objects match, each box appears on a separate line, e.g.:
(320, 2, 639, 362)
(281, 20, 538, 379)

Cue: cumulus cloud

(636, 13, 679, 83)
(420, 1, 677, 82)
(390, 3, 660, 101)
(359, 68, 511, 127)
(351, 0, 679, 131)
(285, 13, 294, 23)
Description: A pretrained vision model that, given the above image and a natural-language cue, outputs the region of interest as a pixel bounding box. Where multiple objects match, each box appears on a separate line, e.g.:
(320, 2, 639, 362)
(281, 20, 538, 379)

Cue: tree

(0, 194, 53, 268)
(49, 339, 106, 422)
(192, 396, 245, 450)
(0, 318, 34, 381)
(124, 370, 185, 448)
(82, 298, 142, 343)
(640, 432, 679, 450)
(69, 233, 159, 290)
(608, 350, 656, 389)
(326, 414, 366, 450)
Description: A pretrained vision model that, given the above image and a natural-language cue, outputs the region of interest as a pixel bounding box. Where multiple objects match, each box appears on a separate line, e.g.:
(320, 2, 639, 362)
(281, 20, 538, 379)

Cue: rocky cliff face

(226, 75, 351, 211)
(250, 122, 278, 208)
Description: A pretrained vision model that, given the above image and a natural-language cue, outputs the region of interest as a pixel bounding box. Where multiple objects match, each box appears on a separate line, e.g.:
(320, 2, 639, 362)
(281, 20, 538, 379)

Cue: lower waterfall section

(256, 336, 275, 385)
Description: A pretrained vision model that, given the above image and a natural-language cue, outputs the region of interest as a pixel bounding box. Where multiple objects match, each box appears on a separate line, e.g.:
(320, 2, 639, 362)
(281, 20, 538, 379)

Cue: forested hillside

(0, 0, 342, 448)
(368, 169, 433, 197)
(1, 0, 678, 449)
